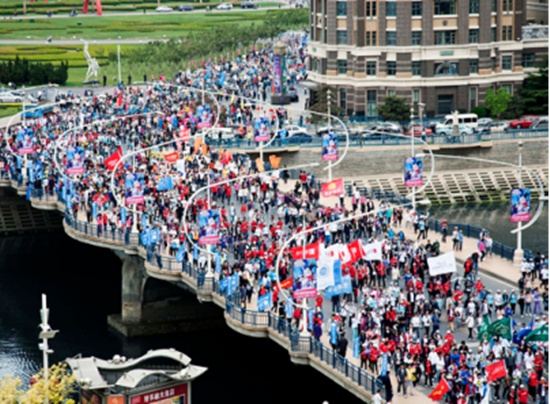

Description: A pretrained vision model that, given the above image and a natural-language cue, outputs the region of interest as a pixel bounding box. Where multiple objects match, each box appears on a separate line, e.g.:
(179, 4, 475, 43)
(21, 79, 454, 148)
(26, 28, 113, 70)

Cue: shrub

(470, 106, 487, 118)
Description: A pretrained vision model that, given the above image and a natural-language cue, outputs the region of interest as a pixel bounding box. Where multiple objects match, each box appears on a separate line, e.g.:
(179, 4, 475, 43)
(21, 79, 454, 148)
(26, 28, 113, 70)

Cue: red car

(509, 115, 538, 129)
(409, 126, 433, 136)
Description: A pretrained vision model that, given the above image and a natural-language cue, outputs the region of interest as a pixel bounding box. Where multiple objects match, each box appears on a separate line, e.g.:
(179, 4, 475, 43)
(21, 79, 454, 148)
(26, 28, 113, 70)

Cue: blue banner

(193, 245, 199, 261)
(308, 308, 314, 331)
(149, 228, 159, 244)
(333, 259, 342, 286)
(141, 213, 147, 229)
(26, 183, 31, 200)
(353, 336, 360, 359)
(512, 318, 534, 344)
(157, 176, 173, 191)
(257, 292, 272, 312)
(215, 253, 221, 274)
(285, 298, 293, 318)
(92, 202, 97, 220)
(176, 242, 186, 263)
(227, 273, 239, 296)
(140, 231, 150, 246)
(330, 321, 338, 345)
(121, 206, 126, 224)
(325, 274, 353, 298)
(381, 352, 388, 377)
(220, 277, 229, 292)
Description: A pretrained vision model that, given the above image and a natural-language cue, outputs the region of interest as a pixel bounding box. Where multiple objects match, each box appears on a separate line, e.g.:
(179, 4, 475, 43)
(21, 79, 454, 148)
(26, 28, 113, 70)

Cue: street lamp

(513, 138, 524, 265)
(410, 107, 415, 212)
(39, 294, 58, 404)
(327, 89, 333, 181)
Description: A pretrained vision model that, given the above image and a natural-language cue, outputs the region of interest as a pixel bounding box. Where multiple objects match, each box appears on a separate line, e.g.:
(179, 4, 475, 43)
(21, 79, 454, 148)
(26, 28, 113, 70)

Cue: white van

(436, 113, 478, 130)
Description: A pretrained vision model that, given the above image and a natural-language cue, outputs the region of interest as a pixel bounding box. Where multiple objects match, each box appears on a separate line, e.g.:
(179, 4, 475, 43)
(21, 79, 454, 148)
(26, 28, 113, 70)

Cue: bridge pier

(121, 253, 146, 323)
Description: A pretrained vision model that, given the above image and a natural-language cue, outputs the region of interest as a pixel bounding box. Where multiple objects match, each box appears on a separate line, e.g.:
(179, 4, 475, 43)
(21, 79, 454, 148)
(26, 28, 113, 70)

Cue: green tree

(308, 85, 343, 124)
(377, 96, 411, 123)
(502, 95, 525, 120)
(520, 56, 548, 114)
(484, 88, 512, 121)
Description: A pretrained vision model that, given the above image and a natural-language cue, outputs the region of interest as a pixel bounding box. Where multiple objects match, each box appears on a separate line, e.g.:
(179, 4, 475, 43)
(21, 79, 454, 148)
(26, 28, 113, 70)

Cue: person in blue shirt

(388, 228, 395, 240)
(460, 367, 471, 386)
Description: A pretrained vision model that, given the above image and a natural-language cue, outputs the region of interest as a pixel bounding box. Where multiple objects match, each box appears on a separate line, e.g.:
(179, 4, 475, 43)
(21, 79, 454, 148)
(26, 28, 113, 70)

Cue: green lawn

(0, 105, 21, 118)
(0, 10, 271, 40)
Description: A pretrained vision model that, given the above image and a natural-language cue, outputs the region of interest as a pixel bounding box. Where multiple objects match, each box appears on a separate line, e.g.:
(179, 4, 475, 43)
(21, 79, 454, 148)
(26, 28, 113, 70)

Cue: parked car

(508, 115, 538, 129)
(477, 117, 493, 126)
(287, 130, 312, 143)
(0, 92, 23, 103)
(197, 127, 235, 140)
(435, 124, 474, 136)
(476, 121, 508, 133)
(435, 113, 479, 131)
(408, 125, 433, 136)
(178, 4, 194, 11)
(240, 2, 258, 8)
(155, 6, 173, 12)
(216, 2, 233, 10)
(530, 117, 548, 130)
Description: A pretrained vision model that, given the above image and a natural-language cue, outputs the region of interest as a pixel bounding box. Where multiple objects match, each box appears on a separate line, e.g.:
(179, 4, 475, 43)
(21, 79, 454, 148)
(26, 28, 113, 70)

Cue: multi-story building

(307, 0, 549, 118)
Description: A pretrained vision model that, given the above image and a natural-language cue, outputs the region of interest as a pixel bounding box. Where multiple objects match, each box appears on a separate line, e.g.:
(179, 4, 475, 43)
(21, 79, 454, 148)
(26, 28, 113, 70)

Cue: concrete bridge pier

(121, 253, 146, 323)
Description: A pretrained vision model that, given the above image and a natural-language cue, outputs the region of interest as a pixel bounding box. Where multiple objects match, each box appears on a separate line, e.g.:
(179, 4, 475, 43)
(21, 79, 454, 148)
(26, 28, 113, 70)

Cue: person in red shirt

(528, 369, 539, 400)
(518, 385, 529, 404)
(315, 295, 323, 308)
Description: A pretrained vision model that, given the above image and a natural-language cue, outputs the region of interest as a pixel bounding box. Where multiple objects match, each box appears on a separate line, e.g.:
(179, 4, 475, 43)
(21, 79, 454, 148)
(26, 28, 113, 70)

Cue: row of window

(332, 54, 535, 76)
(337, 27, 513, 46)
(336, 0, 512, 18)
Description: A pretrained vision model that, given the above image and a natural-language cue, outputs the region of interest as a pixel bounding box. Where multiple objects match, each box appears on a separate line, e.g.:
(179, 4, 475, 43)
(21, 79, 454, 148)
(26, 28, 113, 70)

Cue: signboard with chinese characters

(130, 384, 188, 404)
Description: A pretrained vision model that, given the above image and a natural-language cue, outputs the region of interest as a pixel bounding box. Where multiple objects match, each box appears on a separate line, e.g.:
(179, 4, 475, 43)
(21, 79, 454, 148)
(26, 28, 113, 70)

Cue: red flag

(116, 92, 122, 108)
(164, 152, 178, 163)
(291, 242, 320, 260)
(321, 178, 344, 198)
(428, 378, 451, 401)
(347, 239, 365, 263)
(179, 127, 190, 142)
(485, 360, 507, 382)
(104, 146, 123, 170)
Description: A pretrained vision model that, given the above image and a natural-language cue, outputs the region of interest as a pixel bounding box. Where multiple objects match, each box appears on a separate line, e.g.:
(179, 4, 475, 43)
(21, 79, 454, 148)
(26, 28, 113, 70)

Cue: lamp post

(513, 139, 524, 265)
(410, 106, 416, 213)
(38, 294, 58, 404)
(327, 89, 332, 182)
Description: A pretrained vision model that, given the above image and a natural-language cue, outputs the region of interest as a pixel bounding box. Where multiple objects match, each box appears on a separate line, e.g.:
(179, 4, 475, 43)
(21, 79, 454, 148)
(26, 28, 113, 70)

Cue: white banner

(176, 159, 186, 177)
(362, 241, 382, 261)
(317, 250, 335, 291)
(428, 251, 457, 276)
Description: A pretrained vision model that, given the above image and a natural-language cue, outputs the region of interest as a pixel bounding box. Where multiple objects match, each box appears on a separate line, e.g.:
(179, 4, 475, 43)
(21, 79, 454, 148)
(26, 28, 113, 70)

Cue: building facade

(307, 0, 549, 118)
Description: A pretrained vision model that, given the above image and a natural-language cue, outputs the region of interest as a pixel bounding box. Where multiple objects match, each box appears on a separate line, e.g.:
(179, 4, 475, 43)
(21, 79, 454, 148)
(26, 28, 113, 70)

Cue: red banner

(347, 239, 365, 263)
(131, 384, 187, 404)
(164, 152, 178, 163)
(428, 378, 450, 401)
(321, 178, 344, 198)
(179, 127, 190, 142)
(104, 146, 123, 170)
(486, 359, 507, 382)
(291, 242, 320, 260)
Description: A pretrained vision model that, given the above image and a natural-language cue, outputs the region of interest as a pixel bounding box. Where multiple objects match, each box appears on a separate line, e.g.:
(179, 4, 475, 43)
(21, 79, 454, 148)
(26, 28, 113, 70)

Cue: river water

(0, 202, 547, 402)
(0, 232, 362, 404)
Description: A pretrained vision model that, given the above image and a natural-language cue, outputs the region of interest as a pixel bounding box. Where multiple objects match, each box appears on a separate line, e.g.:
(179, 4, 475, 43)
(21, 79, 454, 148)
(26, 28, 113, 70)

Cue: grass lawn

(0, 105, 21, 118)
(0, 9, 271, 40)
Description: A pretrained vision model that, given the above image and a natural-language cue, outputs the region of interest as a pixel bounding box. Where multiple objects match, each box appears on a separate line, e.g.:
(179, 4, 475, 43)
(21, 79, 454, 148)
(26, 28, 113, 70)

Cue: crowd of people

(0, 30, 547, 404)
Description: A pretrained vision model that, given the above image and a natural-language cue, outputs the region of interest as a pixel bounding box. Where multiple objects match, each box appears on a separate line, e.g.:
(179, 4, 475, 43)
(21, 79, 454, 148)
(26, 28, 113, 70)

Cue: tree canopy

(377, 96, 411, 123)
(520, 56, 548, 114)
(484, 88, 512, 121)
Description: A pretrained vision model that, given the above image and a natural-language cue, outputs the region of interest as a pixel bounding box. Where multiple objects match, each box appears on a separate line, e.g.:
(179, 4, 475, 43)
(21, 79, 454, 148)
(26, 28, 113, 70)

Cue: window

(366, 90, 377, 116)
(387, 31, 397, 46)
(435, 30, 456, 45)
(469, 0, 479, 13)
(412, 61, 421, 76)
(388, 90, 396, 97)
(490, 57, 496, 70)
(337, 31, 347, 45)
(387, 61, 396, 76)
(508, 0, 513, 11)
(366, 61, 377, 76)
(501, 84, 512, 94)
(522, 53, 535, 68)
(501, 55, 512, 70)
(508, 26, 513, 41)
(412, 1, 422, 16)
(502, 26, 507, 41)
(366, 1, 377, 16)
(338, 60, 347, 74)
(469, 59, 479, 73)
(469, 29, 479, 43)
(470, 88, 477, 110)
(491, 0, 497, 11)
(412, 31, 422, 45)
(337, 1, 347, 16)
(339, 88, 346, 109)
(491, 27, 497, 42)
(366, 1, 370, 16)
(366, 31, 377, 46)
(413, 89, 420, 103)
(386, 1, 396, 16)
(502, 0, 508, 11)
(434, 0, 456, 15)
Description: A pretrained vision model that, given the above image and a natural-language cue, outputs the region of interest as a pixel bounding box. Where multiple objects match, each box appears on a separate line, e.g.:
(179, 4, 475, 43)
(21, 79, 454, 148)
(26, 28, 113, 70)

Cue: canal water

(0, 202, 546, 402)
(428, 202, 549, 255)
(0, 232, 363, 404)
